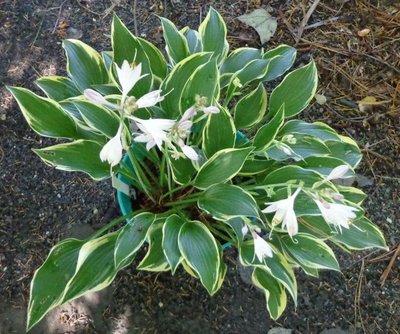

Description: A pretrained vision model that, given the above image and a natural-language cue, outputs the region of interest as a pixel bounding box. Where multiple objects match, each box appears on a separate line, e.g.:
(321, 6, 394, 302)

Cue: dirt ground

(0, 0, 399, 333)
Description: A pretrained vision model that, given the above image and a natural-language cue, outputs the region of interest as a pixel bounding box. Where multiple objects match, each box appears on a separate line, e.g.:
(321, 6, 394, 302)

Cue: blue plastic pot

(116, 153, 135, 218)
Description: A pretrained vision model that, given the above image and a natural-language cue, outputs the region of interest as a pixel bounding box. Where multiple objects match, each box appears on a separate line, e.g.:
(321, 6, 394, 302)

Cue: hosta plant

(8, 8, 387, 331)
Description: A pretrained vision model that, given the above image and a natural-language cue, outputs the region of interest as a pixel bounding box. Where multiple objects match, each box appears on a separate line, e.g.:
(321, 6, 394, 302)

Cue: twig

(296, 0, 321, 43)
(303, 16, 341, 30)
(277, 10, 297, 41)
(30, 16, 45, 48)
(76, 0, 102, 16)
(362, 148, 393, 163)
(367, 247, 397, 263)
(103, 1, 118, 19)
(359, 52, 400, 75)
(51, 0, 67, 34)
(354, 259, 366, 334)
(380, 243, 400, 287)
(322, 58, 370, 92)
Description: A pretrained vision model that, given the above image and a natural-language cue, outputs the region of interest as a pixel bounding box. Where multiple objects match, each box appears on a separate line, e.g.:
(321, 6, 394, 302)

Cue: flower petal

(315, 200, 358, 232)
(136, 90, 164, 109)
(131, 117, 176, 151)
(203, 106, 220, 114)
(181, 145, 199, 161)
(180, 106, 197, 122)
(99, 125, 123, 166)
(326, 165, 350, 181)
(284, 209, 298, 237)
(253, 233, 273, 261)
(178, 120, 193, 131)
(116, 61, 145, 100)
(241, 225, 249, 237)
(84, 89, 107, 104)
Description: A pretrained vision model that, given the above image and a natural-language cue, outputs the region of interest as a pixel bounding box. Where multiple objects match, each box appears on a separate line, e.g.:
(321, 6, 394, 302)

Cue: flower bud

(326, 165, 350, 181)
(233, 77, 243, 88)
(332, 192, 345, 201)
(124, 96, 138, 115)
(195, 94, 208, 108)
(203, 106, 220, 114)
(181, 106, 197, 122)
(84, 89, 108, 105)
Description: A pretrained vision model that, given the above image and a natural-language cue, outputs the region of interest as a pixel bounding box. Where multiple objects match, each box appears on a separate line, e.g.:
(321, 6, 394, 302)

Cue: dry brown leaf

(237, 9, 277, 44)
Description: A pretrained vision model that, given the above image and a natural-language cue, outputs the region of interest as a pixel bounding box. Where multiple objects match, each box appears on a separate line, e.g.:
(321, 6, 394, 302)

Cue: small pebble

(65, 27, 83, 39)
(357, 28, 370, 37)
(315, 93, 327, 105)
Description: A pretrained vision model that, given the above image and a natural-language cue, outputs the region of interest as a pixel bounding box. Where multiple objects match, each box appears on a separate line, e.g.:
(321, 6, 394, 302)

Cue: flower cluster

(85, 60, 220, 166)
(242, 165, 358, 262)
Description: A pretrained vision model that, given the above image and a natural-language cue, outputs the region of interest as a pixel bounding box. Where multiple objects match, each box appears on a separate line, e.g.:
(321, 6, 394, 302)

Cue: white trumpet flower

(315, 200, 358, 232)
(262, 188, 301, 237)
(116, 61, 146, 102)
(99, 124, 123, 166)
(133, 118, 176, 150)
(251, 231, 273, 261)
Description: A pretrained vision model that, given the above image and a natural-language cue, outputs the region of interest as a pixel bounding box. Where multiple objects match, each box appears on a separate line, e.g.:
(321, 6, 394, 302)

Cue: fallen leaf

(238, 9, 277, 44)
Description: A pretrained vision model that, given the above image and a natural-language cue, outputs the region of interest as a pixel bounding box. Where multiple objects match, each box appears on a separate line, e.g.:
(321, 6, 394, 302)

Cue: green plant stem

(128, 148, 152, 188)
(150, 149, 160, 163)
(160, 182, 193, 201)
(163, 146, 173, 198)
(159, 150, 166, 187)
(192, 113, 208, 124)
(240, 178, 256, 186)
(127, 148, 156, 204)
(137, 157, 158, 185)
(164, 195, 200, 207)
(204, 222, 232, 243)
(223, 79, 240, 108)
